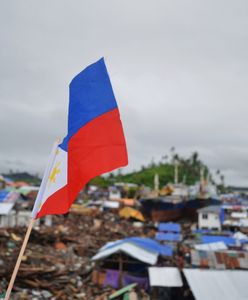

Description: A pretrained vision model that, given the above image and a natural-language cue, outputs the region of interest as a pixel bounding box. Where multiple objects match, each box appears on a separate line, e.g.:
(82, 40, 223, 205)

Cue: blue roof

(104, 237, 173, 257)
(158, 222, 181, 233)
(0, 190, 9, 202)
(155, 232, 181, 242)
(193, 229, 232, 235)
(201, 235, 236, 246)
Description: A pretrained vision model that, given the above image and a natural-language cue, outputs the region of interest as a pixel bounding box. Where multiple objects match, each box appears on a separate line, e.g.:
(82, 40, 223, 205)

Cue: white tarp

(148, 267, 183, 287)
(233, 231, 248, 240)
(194, 241, 227, 251)
(92, 242, 158, 265)
(183, 269, 248, 300)
(0, 203, 14, 215)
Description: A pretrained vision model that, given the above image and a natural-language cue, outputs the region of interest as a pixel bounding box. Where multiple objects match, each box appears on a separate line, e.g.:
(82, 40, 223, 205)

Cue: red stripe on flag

(67, 108, 128, 206)
(36, 108, 128, 218)
(36, 185, 68, 218)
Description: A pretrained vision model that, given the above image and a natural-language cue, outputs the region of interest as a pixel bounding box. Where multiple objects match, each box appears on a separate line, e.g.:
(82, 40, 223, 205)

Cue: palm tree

(192, 151, 199, 166)
(220, 174, 225, 187)
(170, 147, 175, 163)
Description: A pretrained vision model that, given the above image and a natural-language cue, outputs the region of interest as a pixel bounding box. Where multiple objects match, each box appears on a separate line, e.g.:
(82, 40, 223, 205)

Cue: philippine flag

(32, 58, 128, 219)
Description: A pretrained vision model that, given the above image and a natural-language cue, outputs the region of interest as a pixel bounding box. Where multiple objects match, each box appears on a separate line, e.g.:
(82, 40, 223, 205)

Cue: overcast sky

(0, 1, 248, 185)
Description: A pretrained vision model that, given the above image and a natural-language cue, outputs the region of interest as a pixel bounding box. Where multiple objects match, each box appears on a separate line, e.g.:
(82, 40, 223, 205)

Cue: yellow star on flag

(48, 162, 61, 185)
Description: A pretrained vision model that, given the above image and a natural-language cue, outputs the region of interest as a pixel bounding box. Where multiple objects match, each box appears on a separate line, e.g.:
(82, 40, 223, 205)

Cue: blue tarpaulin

(0, 190, 9, 202)
(156, 232, 181, 242)
(201, 235, 236, 246)
(158, 222, 181, 233)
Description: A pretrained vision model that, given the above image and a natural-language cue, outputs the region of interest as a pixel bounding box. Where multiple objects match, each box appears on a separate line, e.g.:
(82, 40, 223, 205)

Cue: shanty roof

(158, 222, 181, 233)
(197, 205, 221, 214)
(155, 232, 181, 242)
(183, 269, 248, 300)
(0, 190, 19, 203)
(191, 249, 248, 269)
(200, 235, 237, 246)
(0, 190, 9, 202)
(148, 267, 183, 287)
(91, 237, 173, 265)
(0, 203, 14, 215)
(194, 241, 227, 251)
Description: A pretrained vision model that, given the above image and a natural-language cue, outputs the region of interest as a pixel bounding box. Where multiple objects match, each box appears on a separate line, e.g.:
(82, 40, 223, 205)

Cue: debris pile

(0, 213, 145, 299)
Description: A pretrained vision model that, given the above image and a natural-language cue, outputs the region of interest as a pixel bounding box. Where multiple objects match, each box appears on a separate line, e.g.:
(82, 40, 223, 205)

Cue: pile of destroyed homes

(0, 175, 248, 300)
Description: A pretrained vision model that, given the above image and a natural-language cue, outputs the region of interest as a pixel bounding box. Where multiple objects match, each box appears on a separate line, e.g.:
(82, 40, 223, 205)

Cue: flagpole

(4, 218, 35, 300)
(4, 140, 59, 300)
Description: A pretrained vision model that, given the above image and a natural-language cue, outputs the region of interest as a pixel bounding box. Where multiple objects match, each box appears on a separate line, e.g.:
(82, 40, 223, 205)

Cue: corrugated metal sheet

(194, 242, 227, 251)
(191, 249, 248, 270)
(183, 269, 248, 300)
(148, 267, 183, 287)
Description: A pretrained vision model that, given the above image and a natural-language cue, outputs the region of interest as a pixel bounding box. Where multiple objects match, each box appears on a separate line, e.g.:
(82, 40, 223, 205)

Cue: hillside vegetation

(91, 150, 224, 188)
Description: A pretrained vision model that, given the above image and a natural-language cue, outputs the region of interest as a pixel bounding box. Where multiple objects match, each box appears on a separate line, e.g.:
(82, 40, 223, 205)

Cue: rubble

(0, 212, 145, 299)
(1, 179, 248, 299)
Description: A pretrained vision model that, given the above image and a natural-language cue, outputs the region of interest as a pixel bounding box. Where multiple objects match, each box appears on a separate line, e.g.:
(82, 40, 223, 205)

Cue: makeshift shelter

(92, 237, 173, 290)
(158, 222, 181, 233)
(119, 207, 145, 222)
(183, 269, 248, 300)
(0, 190, 20, 227)
(0, 203, 15, 227)
(92, 237, 173, 265)
(191, 249, 248, 269)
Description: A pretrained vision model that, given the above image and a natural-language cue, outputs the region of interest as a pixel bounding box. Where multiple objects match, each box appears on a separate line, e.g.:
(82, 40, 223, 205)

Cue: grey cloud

(0, 0, 248, 185)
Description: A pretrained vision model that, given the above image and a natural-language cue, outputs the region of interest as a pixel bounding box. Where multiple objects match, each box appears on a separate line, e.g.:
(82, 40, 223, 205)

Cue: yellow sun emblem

(48, 162, 61, 186)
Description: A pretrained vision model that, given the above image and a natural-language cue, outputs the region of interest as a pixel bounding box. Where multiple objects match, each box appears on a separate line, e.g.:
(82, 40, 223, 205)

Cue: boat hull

(140, 197, 220, 222)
